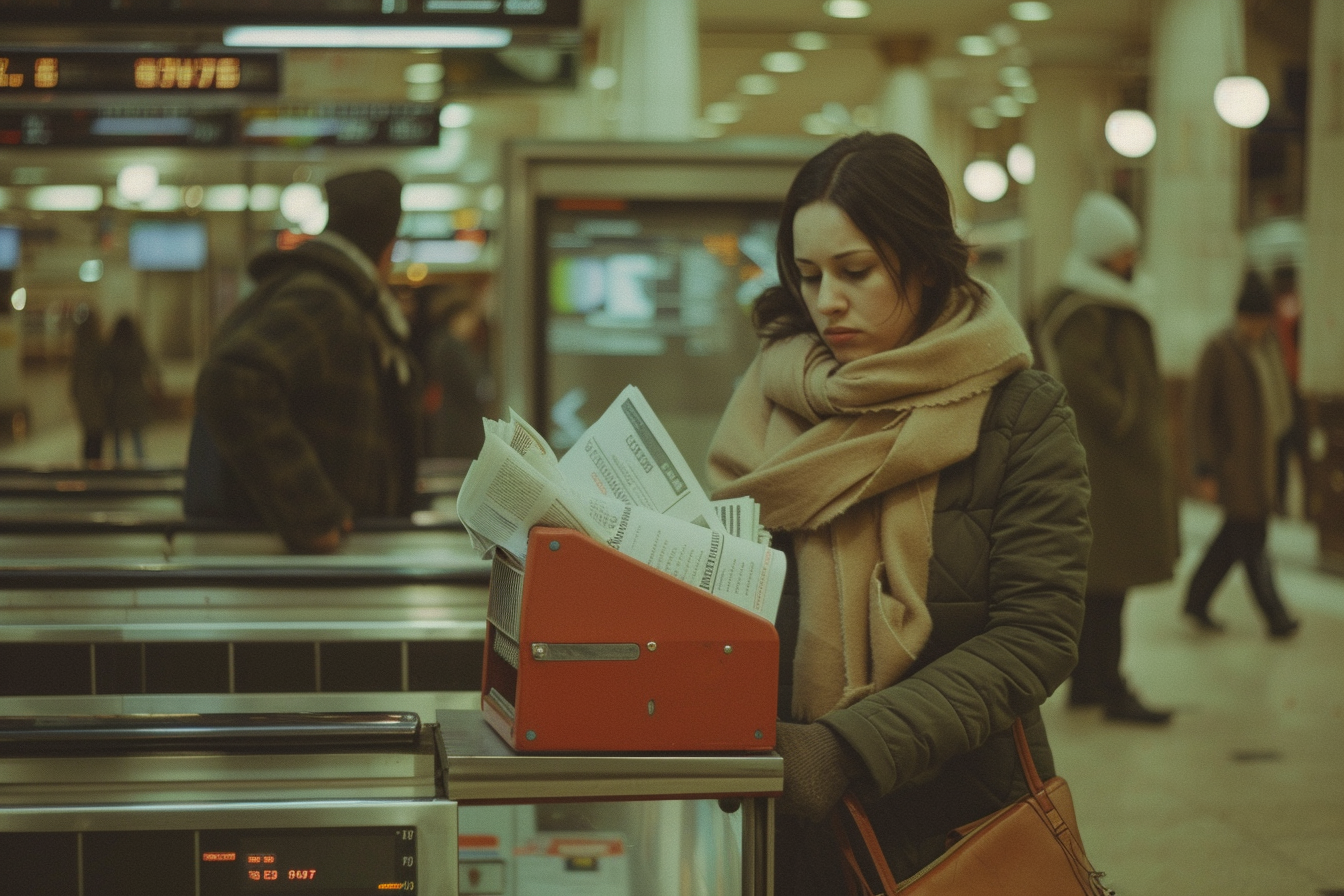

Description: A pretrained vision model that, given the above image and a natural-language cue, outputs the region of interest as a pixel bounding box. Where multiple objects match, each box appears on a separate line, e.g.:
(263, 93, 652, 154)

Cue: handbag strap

(832, 792, 900, 896)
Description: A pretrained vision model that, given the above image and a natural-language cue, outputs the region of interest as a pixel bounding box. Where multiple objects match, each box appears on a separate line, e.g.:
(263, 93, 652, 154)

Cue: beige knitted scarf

(708, 285, 1032, 721)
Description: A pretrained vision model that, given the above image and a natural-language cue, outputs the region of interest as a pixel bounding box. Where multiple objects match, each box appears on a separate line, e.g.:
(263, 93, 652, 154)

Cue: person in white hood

(1037, 191, 1181, 725)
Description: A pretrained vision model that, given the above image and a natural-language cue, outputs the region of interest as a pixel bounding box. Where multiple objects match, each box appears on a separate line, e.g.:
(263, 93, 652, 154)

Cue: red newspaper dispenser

(481, 526, 778, 753)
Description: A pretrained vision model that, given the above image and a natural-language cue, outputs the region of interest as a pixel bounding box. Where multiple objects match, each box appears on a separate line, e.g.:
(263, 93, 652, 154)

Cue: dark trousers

(1073, 589, 1126, 692)
(1186, 516, 1293, 628)
(81, 429, 104, 462)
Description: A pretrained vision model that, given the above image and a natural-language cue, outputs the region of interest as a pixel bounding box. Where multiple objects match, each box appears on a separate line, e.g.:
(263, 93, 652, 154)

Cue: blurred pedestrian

(104, 315, 158, 465)
(1184, 270, 1300, 638)
(185, 168, 421, 553)
(1269, 263, 1305, 515)
(69, 306, 109, 464)
(1037, 191, 1180, 725)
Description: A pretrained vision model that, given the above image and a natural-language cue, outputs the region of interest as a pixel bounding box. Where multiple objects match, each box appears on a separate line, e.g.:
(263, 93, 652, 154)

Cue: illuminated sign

(0, 0, 580, 27)
(0, 51, 281, 95)
(198, 826, 417, 895)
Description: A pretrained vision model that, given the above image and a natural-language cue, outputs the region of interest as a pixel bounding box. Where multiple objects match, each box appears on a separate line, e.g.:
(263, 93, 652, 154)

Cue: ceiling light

(958, 35, 998, 57)
(705, 101, 743, 125)
(249, 184, 280, 211)
(139, 186, 184, 211)
(823, 0, 870, 19)
(28, 185, 103, 211)
(589, 66, 618, 90)
(738, 73, 778, 96)
(280, 182, 324, 224)
(964, 160, 1009, 202)
(968, 107, 1000, 129)
(117, 164, 159, 203)
(11, 288, 26, 311)
(406, 83, 443, 102)
(439, 102, 474, 128)
(1214, 75, 1270, 128)
(223, 26, 512, 49)
(821, 101, 851, 126)
(991, 95, 1024, 118)
(802, 112, 840, 136)
(1013, 84, 1039, 104)
(203, 185, 250, 212)
(184, 185, 204, 208)
(79, 260, 103, 283)
(1009, 1, 1053, 22)
(998, 66, 1032, 88)
(989, 23, 1021, 46)
(1105, 109, 1157, 157)
(791, 31, 830, 51)
(1007, 143, 1036, 184)
(762, 51, 805, 74)
(402, 183, 468, 212)
(404, 62, 445, 84)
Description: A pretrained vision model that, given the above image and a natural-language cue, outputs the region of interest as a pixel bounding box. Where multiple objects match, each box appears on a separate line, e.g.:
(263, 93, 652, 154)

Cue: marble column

(1301, 0, 1344, 397)
(876, 36, 934, 153)
(1145, 0, 1246, 374)
(614, 0, 699, 140)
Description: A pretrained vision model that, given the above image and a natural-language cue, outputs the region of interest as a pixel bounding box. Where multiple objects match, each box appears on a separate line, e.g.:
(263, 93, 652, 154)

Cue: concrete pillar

(1145, 0, 1246, 375)
(1301, 0, 1344, 396)
(540, 30, 614, 139)
(876, 36, 934, 152)
(614, 0, 699, 140)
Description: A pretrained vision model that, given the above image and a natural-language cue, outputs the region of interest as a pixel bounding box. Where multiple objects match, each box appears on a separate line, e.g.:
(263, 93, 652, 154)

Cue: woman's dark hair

(754, 132, 985, 342)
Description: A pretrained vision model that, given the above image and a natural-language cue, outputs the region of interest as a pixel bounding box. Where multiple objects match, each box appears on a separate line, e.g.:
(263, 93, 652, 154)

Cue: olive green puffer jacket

(778, 367, 1091, 882)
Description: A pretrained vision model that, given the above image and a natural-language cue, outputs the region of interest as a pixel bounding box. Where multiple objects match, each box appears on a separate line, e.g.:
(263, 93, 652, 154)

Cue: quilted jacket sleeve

(819, 374, 1091, 796)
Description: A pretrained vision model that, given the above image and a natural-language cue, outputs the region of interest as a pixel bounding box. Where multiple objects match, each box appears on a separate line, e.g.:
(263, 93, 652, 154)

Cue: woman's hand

(775, 721, 867, 821)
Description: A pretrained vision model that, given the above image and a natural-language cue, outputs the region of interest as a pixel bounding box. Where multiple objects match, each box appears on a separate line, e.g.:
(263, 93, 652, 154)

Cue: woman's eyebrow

(794, 248, 873, 263)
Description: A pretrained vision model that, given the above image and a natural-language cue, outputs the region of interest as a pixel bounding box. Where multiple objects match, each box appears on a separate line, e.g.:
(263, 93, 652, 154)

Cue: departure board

(0, 51, 281, 95)
(0, 0, 580, 27)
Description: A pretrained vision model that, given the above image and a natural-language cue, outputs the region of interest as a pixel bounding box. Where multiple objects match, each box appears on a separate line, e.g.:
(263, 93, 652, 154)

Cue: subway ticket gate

(0, 700, 784, 896)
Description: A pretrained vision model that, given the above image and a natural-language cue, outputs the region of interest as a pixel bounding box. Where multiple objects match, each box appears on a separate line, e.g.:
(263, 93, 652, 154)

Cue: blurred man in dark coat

(186, 169, 421, 553)
(1184, 271, 1300, 637)
(1038, 191, 1181, 724)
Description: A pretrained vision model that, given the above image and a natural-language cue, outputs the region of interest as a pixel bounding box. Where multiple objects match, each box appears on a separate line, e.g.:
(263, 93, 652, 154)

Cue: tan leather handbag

(830, 719, 1115, 895)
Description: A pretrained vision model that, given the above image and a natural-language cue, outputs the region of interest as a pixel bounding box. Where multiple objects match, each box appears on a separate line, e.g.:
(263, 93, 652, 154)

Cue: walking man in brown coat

(1184, 271, 1300, 637)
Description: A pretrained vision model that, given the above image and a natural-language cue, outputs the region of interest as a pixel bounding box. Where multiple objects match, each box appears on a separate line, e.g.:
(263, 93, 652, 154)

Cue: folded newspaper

(456, 385, 784, 623)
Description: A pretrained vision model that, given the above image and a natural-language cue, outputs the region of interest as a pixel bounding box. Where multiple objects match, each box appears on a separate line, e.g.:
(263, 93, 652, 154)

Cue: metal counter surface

(437, 708, 784, 803)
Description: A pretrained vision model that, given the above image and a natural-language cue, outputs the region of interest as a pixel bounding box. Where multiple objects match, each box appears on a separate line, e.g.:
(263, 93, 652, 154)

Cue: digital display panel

(0, 226, 19, 271)
(0, 108, 236, 147)
(129, 220, 209, 272)
(0, 50, 281, 95)
(199, 827, 417, 895)
(0, 0, 580, 27)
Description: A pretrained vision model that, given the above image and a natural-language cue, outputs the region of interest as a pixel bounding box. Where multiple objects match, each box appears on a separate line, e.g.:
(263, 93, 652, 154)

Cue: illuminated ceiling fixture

(989, 23, 1021, 46)
(958, 35, 997, 57)
(27, 185, 104, 211)
(79, 260, 103, 283)
(117, 164, 159, 203)
(589, 66, 618, 90)
(1012, 84, 1039, 104)
(998, 66, 1032, 89)
(1009, 1, 1053, 22)
(991, 95, 1025, 118)
(404, 62, 445, 84)
(791, 31, 830, 51)
(738, 73, 778, 96)
(439, 103, 474, 129)
(705, 101, 743, 125)
(280, 182, 324, 226)
(402, 183, 468, 212)
(968, 107, 1000, 129)
(1214, 75, 1270, 128)
(10, 288, 26, 311)
(223, 26, 512, 48)
(823, 0, 870, 19)
(1104, 109, 1157, 158)
(762, 51, 805, 74)
(802, 112, 840, 136)
(964, 160, 1009, 202)
(406, 83, 443, 102)
(249, 184, 281, 212)
(1007, 143, 1036, 184)
(203, 185, 250, 212)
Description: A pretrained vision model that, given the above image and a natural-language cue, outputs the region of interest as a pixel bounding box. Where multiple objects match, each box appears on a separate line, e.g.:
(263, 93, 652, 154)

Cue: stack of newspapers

(456, 385, 784, 623)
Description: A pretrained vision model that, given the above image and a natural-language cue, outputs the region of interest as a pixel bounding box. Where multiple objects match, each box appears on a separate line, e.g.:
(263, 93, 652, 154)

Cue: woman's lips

(824, 328, 861, 346)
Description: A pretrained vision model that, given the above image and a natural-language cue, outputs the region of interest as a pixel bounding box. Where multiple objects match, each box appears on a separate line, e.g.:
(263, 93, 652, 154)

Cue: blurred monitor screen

(0, 226, 19, 270)
(128, 220, 208, 271)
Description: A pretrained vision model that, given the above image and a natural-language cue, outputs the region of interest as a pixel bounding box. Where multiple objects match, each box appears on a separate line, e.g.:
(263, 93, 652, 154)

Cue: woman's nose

(815, 275, 845, 314)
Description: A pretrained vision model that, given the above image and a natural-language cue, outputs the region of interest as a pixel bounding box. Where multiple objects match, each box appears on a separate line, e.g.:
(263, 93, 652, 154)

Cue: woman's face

(792, 200, 921, 364)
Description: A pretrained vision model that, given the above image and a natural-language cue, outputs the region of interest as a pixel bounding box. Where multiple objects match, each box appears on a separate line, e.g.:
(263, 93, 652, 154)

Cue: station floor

(3, 374, 1343, 895)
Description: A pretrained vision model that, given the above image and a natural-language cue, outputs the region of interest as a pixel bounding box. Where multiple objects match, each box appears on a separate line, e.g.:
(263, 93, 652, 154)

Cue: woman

(69, 307, 110, 464)
(104, 315, 158, 464)
(707, 133, 1092, 890)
